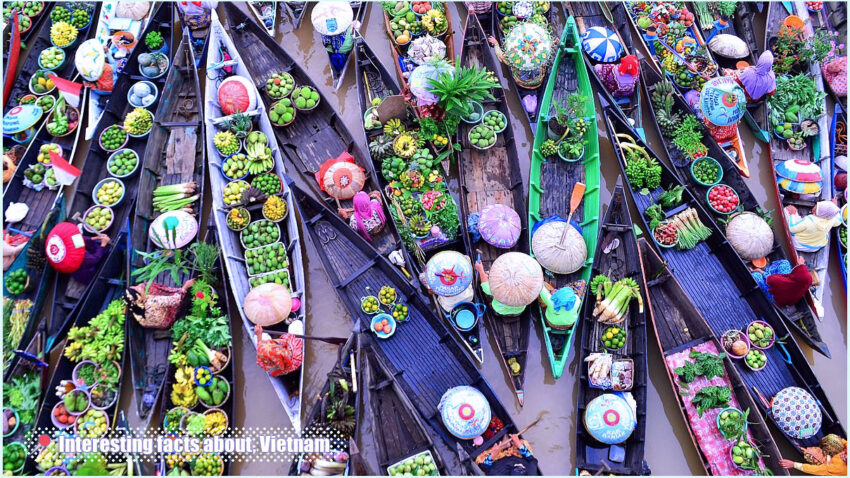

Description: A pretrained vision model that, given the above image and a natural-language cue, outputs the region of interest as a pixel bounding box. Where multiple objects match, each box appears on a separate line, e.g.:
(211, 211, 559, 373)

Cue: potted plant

(224, 111, 253, 139)
(558, 138, 585, 162)
(425, 60, 499, 132)
(144, 31, 166, 53)
(547, 93, 586, 141)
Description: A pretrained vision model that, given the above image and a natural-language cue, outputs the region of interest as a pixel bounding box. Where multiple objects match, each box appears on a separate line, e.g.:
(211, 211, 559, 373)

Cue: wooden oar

(557, 182, 587, 246)
(262, 329, 349, 345)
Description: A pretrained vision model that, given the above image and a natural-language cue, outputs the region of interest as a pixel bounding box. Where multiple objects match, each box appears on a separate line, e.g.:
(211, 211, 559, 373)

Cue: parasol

(311, 1, 353, 35)
(778, 177, 823, 195)
(770, 387, 822, 440)
(581, 26, 623, 63)
(45, 222, 86, 274)
(149, 210, 199, 249)
(426, 250, 473, 297)
(315, 152, 366, 200)
(531, 217, 587, 274)
(503, 22, 553, 72)
(409, 61, 453, 106)
(488, 252, 543, 307)
(775, 159, 824, 194)
(75, 39, 106, 82)
(583, 393, 636, 445)
(438, 386, 491, 440)
(3, 105, 42, 134)
(699, 76, 747, 127)
(478, 204, 521, 249)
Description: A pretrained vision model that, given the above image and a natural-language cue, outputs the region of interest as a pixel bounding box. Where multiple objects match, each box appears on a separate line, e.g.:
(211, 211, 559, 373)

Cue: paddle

(261, 330, 349, 346)
(557, 182, 587, 247)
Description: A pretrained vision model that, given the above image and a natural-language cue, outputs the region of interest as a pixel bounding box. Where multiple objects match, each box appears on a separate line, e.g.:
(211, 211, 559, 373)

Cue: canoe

(457, 11, 529, 403)
(291, 180, 539, 474)
(325, 2, 365, 90)
(575, 184, 648, 475)
(529, 16, 601, 380)
(353, 36, 482, 363)
(640, 61, 830, 357)
(2, 330, 49, 456)
(30, 228, 129, 474)
(567, 2, 644, 140)
(85, 0, 154, 139)
(764, 3, 834, 319)
(283, 1, 307, 29)
(175, 7, 210, 68)
(491, 3, 559, 133)
(623, 2, 751, 177)
(289, 329, 362, 476)
(381, 2, 455, 95)
(363, 332, 448, 475)
(126, 31, 205, 427)
(689, 1, 770, 143)
(639, 239, 787, 476)
(47, 2, 175, 352)
(603, 104, 846, 449)
(204, 10, 308, 432)
(247, 1, 277, 36)
(831, 103, 847, 285)
(3, 2, 53, 107)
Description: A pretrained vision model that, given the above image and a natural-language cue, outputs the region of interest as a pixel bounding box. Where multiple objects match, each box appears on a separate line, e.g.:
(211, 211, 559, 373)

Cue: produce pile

(2, 371, 40, 436)
(387, 451, 440, 476)
(540, 94, 589, 161)
(768, 75, 826, 150)
(589, 274, 643, 324)
(585, 353, 634, 391)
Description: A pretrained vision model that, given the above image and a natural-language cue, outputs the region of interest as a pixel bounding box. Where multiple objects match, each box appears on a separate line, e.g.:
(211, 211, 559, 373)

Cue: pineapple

(368, 135, 394, 159)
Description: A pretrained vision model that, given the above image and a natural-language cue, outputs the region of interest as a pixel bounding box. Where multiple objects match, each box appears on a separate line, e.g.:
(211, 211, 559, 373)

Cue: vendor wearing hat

(538, 281, 584, 330)
(76, 39, 117, 94)
(779, 434, 847, 476)
(44, 222, 111, 286)
(475, 433, 538, 476)
(785, 200, 841, 253)
(474, 252, 544, 318)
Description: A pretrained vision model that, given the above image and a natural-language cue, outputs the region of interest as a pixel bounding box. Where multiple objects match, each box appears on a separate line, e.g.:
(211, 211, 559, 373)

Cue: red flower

(195, 291, 205, 299)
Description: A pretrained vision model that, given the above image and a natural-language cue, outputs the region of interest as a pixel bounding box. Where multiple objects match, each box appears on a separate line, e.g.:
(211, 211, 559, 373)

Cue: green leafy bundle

(692, 385, 731, 417)
(3, 372, 40, 427)
(168, 281, 231, 366)
(674, 350, 726, 383)
(427, 57, 499, 122)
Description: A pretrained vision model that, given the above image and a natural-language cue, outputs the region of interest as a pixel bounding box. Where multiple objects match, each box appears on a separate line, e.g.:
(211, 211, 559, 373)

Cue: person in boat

(785, 200, 841, 253)
(751, 256, 812, 307)
(538, 281, 585, 331)
(125, 279, 195, 329)
(338, 191, 386, 242)
(736, 50, 776, 103)
(594, 54, 641, 99)
(253, 325, 304, 377)
(76, 39, 117, 95)
(475, 433, 539, 476)
(779, 434, 847, 476)
(70, 233, 112, 285)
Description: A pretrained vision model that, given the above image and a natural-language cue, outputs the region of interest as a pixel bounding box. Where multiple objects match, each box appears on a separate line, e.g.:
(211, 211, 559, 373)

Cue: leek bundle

(590, 274, 644, 324)
(153, 182, 199, 213)
(670, 208, 712, 250)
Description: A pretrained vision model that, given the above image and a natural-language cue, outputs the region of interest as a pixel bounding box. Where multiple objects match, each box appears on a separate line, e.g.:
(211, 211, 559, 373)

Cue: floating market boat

(3, 2, 52, 106)
(283, 1, 307, 29)
(289, 329, 362, 476)
(457, 11, 530, 402)
(174, 2, 210, 68)
(126, 31, 205, 427)
(831, 103, 847, 285)
(85, 0, 154, 139)
(803, 0, 846, 106)
(567, 2, 644, 139)
(313, 1, 365, 90)
(247, 1, 277, 36)
(529, 16, 600, 380)
(491, 1, 558, 133)
(575, 184, 648, 475)
(603, 104, 846, 450)
(764, 3, 834, 318)
(2, 330, 48, 454)
(204, 10, 307, 432)
(353, 35, 480, 363)
(640, 61, 830, 357)
(639, 239, 787, 476)
(291, 181, 538, 474)
(623, 1, 751, 177)
(48, 4, 175, 352)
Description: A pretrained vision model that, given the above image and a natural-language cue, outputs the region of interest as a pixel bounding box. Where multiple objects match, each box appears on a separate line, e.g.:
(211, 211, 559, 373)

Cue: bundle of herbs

(669, 208, 712, 250)
(674, 350, 726, 386)
(692, 385, 732, 417)
(168, 281, 231, 370)
(589, 274, 644, 324)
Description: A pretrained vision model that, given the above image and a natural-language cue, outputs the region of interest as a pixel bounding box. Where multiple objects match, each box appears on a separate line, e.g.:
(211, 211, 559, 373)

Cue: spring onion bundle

(590, 274, 644, 324)
(670, 208, 712, 250)
(153, 182, 199, 213)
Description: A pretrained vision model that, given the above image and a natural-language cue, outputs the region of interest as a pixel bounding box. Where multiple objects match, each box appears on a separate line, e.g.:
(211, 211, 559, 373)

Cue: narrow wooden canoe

(641, 61, 829, 357)
(623, 2, 750, 177)
(567, 2, 644, 140)
(283, 1, 307, 29)
(575, 184, 648, 475)
(291, 181, 539, 474)
(204, 10, 307, 432)
(326, 2, 365, 90)
(831, 103, 847, 286)
(174, 4, 209, 68)
(764, 3, 834, 318)
(126, 31, 205, 427)
(247, 1, 277, 36)
(2, 3, 54, 108)
(603, 104, 846, 450)
(353, 35, 483, 363)
(458, 11, 530, 403)
(805, 1, 846, 106)
(639, 239, 787, 476)
(529, 16, 600, 379)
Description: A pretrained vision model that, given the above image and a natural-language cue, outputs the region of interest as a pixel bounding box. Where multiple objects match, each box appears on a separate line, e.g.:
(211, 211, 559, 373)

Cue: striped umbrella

(775, 159, 823, 182)
(778, 177, 823, 194)
(581, 26, 623, 63)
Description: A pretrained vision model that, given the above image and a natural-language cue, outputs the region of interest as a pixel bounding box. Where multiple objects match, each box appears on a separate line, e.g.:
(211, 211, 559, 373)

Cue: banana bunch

(174, 366, 194, 386)
(245, 139, 273, 174)
(308, 458, 348, 476)
(585, 353, 612, 383)
(107, 462, 127, 476)
(170, 382, 198, 408)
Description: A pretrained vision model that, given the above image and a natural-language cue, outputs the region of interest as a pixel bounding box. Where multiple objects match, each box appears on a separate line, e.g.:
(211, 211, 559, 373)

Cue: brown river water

(38, 2, 846, 475)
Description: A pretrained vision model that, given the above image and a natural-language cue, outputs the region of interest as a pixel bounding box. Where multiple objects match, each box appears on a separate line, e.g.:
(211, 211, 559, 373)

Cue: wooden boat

(575, 184, 648, 475)
(283, 1, 307, 29)
(326, 2, 365, 90)
(831, 103, 847, 285)
(2, 330, 49, 456)
(289, 329, 362, 476)
(85, 0, 154, 139)
(247, 1, 277, 36)
(353, 36, 483, 363)
(529, 16, 600, 379)
(623, 2, 751, 177)
(47, 3, 175, 352)
(381, 2, 455, 94)
(567, 2, 644, 139)
(457, 11, 529, 402)
(2, 3, 54, 107)
(639, 239, 787, 476)
(204, 10, 307, 432)
(291, 180, 539, 474)
(603, 104, 846, 449)
(126, 31, 205, 426)
(491, 3, 559, 133)
(30, 229, 128, 474)
(689, 1, 771, 143)
(362, 332, 448, 475)
(640, 61, 830, 357)
(764, 3, 834, 318)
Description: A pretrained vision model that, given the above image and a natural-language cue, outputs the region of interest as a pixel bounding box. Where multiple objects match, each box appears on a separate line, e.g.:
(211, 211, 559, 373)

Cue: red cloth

(766, 264, 812, 307)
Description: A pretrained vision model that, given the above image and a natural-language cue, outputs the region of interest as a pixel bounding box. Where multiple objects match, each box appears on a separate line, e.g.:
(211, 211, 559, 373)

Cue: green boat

(528, 16, 600, 379)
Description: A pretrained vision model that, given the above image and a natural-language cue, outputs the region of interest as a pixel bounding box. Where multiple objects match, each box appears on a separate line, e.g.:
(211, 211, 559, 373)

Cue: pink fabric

(352, 191, 385, 242)
(824, 57, 847, 97)
(665, 341, 766, 476)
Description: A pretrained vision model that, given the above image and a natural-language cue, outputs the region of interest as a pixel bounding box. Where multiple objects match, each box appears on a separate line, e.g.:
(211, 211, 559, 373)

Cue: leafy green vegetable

(692, 385, 731, 417)
(674, 361, 698, 384)
(168, 281, 231, 366)
(3, 372, 40, 427)
(690, 351, 726, 380)
(657, 185, 685, 208)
